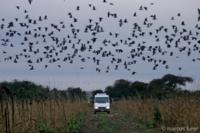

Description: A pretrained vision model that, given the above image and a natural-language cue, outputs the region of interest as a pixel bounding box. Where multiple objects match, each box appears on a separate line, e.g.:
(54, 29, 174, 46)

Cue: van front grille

(99, 107, 106, 110)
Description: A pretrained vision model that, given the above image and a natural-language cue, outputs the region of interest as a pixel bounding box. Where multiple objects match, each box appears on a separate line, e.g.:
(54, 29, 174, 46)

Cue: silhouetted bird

(28, 0, 33, 5)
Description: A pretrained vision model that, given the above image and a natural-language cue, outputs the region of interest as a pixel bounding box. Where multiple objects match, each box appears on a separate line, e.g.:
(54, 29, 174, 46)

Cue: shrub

(36, 122, 57, 133)
(153, 106, 162, 126)
(67, 112, 85, 133)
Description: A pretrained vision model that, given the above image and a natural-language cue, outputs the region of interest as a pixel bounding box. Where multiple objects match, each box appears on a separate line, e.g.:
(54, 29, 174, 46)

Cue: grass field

(113, 97, 200, 132)
(0, 99, 89, 133)
(0, 97, 200, 133)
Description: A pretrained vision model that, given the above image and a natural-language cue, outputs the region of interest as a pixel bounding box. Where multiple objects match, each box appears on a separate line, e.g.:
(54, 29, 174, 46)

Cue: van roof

(94, 93, 109, 97)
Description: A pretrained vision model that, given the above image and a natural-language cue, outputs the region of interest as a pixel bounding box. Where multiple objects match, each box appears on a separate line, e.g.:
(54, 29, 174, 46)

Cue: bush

(153, 106, 162, 125)
(36, 122, 57, 133)
(67, 113, 85, 133)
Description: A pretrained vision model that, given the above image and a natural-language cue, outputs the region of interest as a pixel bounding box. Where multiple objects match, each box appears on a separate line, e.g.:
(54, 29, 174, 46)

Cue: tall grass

(1, 95, 199, 132)
(0, 99, 89, 133)
(114, 96, 200, 128)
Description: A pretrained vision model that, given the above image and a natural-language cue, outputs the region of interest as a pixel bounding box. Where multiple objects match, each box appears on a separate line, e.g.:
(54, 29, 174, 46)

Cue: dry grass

(0, 99, 89, 133)
(1, 96, 200, 132)
(114, 97, 200, 128)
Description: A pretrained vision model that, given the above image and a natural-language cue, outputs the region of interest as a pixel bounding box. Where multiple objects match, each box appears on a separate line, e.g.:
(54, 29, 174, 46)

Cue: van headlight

(106, 106, 110, 109)
(95, 106, 98, 109)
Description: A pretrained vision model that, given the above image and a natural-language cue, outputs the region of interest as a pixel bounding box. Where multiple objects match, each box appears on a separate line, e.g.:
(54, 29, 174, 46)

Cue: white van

(94, 93, 110, 114)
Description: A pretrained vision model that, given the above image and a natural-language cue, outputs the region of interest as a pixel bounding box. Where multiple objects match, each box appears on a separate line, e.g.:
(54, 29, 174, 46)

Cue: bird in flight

(0, 0, 199, 76)
(28, 0, 33, 5)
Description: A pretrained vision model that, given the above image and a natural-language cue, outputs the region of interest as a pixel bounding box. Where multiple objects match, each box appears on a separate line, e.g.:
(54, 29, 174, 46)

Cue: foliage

(0, 74, 196, 101)
(153, 106, 162, 125)
(67, 112, 86, 133)
(67, 87, 86, 101)
(114, 98, 200, 131)
(36, 122, 57, 133)
(92, 89, 104, 97)
(0, 80, 86, 100)
(96, 114, 119, 133)
(0, 99, 89, 133)
(1, 80, 49, 100)
(149, 74, 193, 90)
(105, 74, 194, 100)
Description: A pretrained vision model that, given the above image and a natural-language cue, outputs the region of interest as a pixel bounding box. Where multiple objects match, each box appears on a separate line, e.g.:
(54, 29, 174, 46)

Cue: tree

(92, 89, 104, 97)
(149, 74, 193, 90)
(147, 74, 193, 99)
(129, 81, 148, 99)
(1, 80, 49, 100)
(105, 79, 131, 99)
(67, 87, 86, 100)
(105, 74, 194, 100)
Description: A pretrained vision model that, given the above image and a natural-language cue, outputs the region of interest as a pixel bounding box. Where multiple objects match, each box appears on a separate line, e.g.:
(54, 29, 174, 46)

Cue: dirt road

(80, 106, 155, 133)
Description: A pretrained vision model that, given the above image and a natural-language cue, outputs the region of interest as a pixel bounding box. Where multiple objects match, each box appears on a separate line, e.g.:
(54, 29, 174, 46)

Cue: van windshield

(95, 97, 109, 103)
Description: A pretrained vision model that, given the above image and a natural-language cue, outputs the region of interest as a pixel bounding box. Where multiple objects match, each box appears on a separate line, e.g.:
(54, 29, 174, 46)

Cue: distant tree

(113, 79, 130, 88)
(67, 87, 86, 100)
(105, 86, 113, 97)
(147, 74, 193, 99)
(129, 81, 148, 99)
(105, 79, 131, 99)
(0, 84, 13, 100)
(50, 88, 60, 99)
(149, 74, 193, 90)
(1, 80, 49, 100)
(92, 89, 104, 97)
(0, 80, 87, 101)
(105, 74, 194, 100)
(59, 90, 68, 99)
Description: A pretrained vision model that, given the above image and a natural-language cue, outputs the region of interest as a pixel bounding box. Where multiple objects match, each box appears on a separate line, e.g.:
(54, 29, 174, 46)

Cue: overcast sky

(0, 0, 200, 91)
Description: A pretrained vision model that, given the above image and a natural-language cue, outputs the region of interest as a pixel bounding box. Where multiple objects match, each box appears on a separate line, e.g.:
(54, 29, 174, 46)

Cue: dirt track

(80, 106, 153, 133)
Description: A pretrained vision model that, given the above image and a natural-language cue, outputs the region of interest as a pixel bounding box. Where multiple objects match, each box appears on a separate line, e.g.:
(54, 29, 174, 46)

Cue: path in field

(80, 105, 155, 133)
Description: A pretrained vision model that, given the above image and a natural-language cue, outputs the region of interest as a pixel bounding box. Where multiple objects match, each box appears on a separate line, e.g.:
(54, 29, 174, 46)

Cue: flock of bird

(0, 0, 200, 75)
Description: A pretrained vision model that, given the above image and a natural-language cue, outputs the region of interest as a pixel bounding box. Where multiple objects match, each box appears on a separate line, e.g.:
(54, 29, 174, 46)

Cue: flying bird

(0, 1, 199, 76)
(28, 0, 33, 5)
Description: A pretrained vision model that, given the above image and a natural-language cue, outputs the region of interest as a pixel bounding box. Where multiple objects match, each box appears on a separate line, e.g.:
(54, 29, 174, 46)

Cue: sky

(0, 0, 200, 91)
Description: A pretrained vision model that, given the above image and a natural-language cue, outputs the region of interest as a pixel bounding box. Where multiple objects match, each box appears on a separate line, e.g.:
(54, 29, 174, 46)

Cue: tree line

(105, 74, 200, 100)
(0, 80, 86, 101)
(0, 74, 200, 101)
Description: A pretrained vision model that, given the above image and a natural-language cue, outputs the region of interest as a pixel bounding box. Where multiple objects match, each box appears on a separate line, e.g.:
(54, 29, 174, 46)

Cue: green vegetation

(67, 112, 86, 133)
(0, 80, 86, 101)
(96, 114, 119, 133)
(0, 73, 200, 133)
(105, 74, 197, 100)
(36, 122, 58, 133)
(153, 106, 162, 125)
